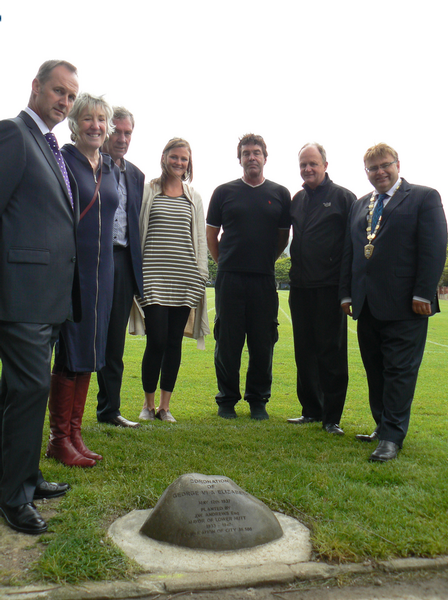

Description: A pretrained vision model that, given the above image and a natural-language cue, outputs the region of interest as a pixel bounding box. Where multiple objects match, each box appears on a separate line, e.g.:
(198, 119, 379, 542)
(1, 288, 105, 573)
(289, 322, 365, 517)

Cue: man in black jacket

(97, 107, 145, 428)
(288, 143, 355, 435)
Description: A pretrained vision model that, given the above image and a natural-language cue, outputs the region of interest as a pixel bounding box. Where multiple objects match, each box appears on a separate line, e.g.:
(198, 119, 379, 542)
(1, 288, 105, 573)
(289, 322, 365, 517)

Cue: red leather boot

(70, 373, 103, 461)
(46, 372, 96, 467)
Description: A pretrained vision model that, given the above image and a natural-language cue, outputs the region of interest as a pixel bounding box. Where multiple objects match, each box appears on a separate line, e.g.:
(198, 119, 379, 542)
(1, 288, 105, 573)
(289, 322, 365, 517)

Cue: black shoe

(217, 404, 237, 419)
(356, 429, 379, 442)
(249, 402, 269, 420)
(100, 415, 140, 428)
(34, 481, 70, 500)
(0, 502, 48, 535)
(287, 416, 320, 424)
(324, 423, 344, 435)
(369, 440, 400, 462)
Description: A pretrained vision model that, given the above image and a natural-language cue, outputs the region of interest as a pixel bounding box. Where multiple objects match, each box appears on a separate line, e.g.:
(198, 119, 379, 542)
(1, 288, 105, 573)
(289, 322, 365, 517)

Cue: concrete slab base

(108, 509, 311, 574)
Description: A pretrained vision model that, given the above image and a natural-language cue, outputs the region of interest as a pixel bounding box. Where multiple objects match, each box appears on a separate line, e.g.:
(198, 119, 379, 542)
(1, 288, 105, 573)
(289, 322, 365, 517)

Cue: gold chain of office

(364, 181, 401, 259)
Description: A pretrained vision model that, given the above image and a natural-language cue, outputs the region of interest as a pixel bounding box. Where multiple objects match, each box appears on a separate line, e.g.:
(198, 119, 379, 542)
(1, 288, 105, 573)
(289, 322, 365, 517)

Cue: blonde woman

(136, 138, 209, 422)
(46, 93, 119, 466)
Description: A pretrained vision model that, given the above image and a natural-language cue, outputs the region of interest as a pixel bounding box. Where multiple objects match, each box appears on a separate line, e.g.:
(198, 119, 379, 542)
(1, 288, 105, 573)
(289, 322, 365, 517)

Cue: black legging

(142, 304, 191, 393)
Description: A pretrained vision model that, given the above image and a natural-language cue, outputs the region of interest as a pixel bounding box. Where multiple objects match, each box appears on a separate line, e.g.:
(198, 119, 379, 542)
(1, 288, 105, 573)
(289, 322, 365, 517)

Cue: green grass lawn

(6, 293, 448, 584)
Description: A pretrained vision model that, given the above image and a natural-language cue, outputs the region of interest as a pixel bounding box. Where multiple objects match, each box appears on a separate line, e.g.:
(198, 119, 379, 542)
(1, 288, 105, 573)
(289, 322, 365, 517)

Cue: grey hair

(112, 106, 135, 129)
(68, 93, 115, 142)
(299, 142, 327, 164)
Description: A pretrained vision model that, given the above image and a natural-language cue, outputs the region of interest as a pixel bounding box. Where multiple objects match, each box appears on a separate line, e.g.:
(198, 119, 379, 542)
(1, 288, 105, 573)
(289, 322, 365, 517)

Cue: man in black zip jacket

(287, 143, 355, 435)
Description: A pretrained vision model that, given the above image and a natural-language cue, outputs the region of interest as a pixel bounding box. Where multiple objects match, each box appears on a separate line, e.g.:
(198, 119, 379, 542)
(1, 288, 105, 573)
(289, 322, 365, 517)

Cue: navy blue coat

(57, 145, 119, 372)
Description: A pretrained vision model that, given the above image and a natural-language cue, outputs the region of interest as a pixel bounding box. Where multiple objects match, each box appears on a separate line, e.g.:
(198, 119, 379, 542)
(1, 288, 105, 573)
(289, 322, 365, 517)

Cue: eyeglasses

(365, 160, 397, 174)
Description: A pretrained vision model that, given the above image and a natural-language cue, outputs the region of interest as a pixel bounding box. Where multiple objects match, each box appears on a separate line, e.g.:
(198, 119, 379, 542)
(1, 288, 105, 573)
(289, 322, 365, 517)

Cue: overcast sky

(1, 0, 447, 212)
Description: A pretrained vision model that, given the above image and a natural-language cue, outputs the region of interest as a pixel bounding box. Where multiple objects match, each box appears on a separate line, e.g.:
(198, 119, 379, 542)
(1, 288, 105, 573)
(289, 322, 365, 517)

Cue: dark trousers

(289, 286, 348, 425)
(97, 246, 136, 421)
(0, 321, 60, 507)
(213, 272, 279, 405)
(357, 301, 428, 447)
(141, 304, 191, 393)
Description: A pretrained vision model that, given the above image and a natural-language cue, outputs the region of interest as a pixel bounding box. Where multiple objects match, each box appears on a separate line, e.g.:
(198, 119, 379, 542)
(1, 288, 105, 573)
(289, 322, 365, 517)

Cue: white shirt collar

(241, 177, 265, 188)
(377, 177, 402, 197)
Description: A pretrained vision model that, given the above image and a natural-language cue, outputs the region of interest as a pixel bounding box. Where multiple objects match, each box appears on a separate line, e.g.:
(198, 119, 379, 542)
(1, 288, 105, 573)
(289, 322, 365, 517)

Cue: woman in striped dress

(137, 139, 209, 422)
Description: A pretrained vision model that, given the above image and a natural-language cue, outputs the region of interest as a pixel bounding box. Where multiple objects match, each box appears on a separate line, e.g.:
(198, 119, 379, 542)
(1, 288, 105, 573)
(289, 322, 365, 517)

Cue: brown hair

(237, 133, 268, 160)
(35, 59, 77, 84)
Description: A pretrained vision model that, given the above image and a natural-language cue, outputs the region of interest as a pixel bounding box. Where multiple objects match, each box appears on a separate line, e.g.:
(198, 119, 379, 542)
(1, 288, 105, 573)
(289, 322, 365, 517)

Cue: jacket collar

(18, 111, 74, 211)
(303, 173, 331, 195)
(381, 178, 410, 225)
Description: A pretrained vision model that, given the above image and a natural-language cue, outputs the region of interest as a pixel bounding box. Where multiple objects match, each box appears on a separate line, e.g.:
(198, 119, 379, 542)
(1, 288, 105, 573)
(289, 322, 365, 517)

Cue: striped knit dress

(140, 194, 205, 309)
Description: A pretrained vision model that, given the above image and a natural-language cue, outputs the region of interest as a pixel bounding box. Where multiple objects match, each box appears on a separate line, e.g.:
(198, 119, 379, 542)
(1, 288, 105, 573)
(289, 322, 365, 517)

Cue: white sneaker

(139, 407, 155, 420)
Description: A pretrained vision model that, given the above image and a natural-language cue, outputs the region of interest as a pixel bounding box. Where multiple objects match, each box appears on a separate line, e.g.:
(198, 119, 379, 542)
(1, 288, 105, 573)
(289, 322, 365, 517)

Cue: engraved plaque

(140, 473, 283, 550)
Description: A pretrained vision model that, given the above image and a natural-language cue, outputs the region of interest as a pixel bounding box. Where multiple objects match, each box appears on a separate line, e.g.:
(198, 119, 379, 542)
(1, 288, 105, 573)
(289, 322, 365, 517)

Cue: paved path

(2, 557, 448, 599)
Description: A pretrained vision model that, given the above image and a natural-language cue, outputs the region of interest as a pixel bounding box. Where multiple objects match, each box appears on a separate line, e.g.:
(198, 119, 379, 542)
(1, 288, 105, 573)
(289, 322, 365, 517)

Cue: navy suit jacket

(339, 178, 447, 321)
(0, 111, 81, 324)
(122, 160, 144, 297)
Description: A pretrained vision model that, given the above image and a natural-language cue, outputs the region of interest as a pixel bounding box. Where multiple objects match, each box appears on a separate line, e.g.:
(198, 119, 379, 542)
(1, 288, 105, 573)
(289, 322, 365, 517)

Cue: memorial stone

(140, 473, 283, 550)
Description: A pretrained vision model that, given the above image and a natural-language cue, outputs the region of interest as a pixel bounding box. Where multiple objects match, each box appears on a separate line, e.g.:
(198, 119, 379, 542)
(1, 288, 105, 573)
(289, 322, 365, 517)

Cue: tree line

(207, 251, 291, 286)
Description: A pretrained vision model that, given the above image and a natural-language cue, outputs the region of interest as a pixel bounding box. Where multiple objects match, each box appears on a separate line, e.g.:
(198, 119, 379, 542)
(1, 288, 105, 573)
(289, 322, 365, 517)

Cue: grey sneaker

(139, 407, 156, 421)
(156, 409, 177, 423)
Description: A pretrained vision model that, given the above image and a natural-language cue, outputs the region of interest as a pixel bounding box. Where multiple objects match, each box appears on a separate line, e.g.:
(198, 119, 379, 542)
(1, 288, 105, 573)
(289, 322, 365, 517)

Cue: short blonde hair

(364, 143, 399, 164)
(68, 93, 114, 142)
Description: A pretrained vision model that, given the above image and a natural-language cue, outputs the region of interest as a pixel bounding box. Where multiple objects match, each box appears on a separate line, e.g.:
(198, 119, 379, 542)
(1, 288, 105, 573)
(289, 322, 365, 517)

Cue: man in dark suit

(96, 107, 144, 428)
(0, 60, 80, 533)
(340, 143, 447, 462)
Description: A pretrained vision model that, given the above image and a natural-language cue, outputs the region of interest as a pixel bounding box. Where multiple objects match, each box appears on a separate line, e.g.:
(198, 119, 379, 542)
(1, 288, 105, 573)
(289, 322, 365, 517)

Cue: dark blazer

(123, 160, 144, 297)
(0, 111, 81, 323)
(339, 178, 447, 321)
